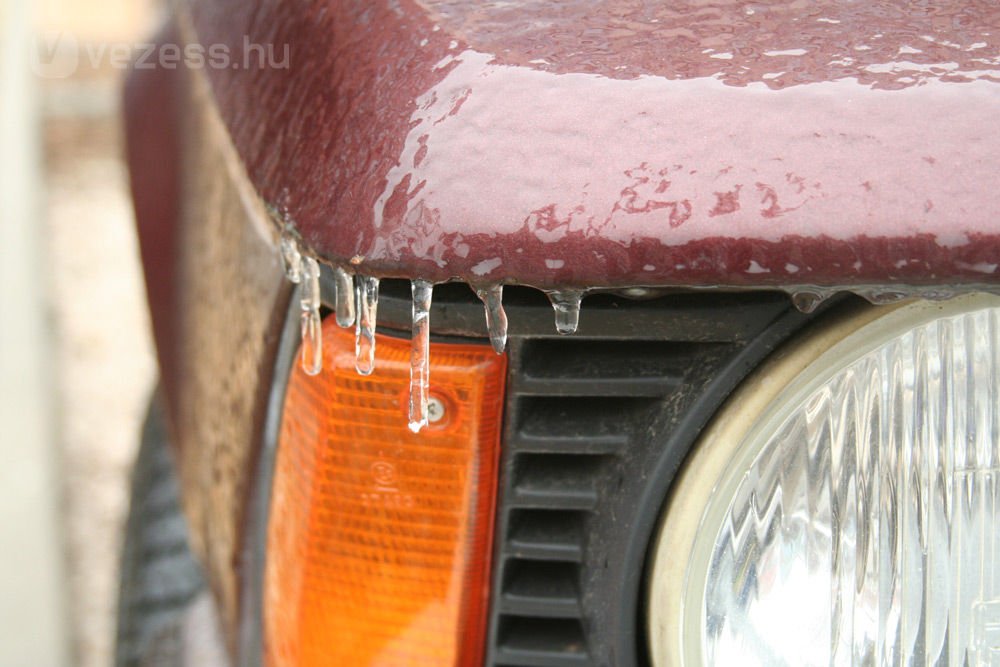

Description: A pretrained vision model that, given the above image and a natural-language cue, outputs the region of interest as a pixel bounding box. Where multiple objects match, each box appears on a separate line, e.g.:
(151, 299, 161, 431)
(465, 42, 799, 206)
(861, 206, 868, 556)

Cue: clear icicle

(408, 280, 433, 433)
(334, 267, 356, 327)
(280, 231, 303, 283)
(355, 276, 380, 375)
(475, 285, 508, 354)
(300, 310, 322, 376)
(299, 257, 322, 375)
(547, 289, 584, 335)
(790, 290, 825, 314)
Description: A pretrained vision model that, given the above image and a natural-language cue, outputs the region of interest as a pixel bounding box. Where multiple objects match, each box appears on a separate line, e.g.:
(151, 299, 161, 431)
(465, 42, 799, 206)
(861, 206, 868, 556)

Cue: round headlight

(649, 295, 1000, 666)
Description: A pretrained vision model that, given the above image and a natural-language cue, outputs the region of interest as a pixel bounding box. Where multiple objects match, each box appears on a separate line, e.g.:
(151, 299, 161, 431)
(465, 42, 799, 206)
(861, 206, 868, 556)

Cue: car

(117, 1, 1000, 665)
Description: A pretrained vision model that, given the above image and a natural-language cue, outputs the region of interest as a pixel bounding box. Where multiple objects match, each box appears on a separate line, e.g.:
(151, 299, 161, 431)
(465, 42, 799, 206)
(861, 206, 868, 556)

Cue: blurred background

(2, 0, 160, 664)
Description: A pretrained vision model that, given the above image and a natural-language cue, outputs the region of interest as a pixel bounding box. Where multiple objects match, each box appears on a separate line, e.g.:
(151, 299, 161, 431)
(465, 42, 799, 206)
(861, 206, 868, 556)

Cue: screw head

(426, 397, 446, 423)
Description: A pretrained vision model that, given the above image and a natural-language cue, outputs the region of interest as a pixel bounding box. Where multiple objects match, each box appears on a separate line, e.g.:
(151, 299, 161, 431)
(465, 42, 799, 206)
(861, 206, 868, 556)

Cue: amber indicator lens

(265, 320, 506, 667)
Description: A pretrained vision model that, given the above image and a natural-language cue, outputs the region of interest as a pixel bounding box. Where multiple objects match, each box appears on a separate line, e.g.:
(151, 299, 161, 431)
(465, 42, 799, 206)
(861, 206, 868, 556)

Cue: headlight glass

(649, 297, 1000, 666)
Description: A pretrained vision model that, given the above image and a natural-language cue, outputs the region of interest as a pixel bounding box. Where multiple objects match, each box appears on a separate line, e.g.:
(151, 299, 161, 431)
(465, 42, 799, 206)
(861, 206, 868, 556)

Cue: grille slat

(501, 560, 581, 618)
(496, 616, 592, 667)
(515, 340, 697, 396)
(513, 376, 679, 397)
(510, 454, 609, 510)
(511, 397, 640, 454)
(507, 511, 585, 562)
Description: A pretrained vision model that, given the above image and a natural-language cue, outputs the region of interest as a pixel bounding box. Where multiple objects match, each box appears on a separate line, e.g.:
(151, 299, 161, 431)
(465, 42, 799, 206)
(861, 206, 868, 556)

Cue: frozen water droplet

(299, 257, 322, 375)
(280, 231, 303, 283)
(547, 290, 584, 335)
(860, 288, 908, 305)
(334, 267, 356, 327)
(408, 280, 433, 433)
(355, 276, 380, 376)
(791, 289, 827, 313)
(919, 289, 952, 301)
(475, 285, 508, 354)
(300, 310, 322, 376)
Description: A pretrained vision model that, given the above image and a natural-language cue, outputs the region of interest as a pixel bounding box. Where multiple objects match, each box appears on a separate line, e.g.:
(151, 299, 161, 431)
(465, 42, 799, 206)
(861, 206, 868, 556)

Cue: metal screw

(427, 397, 446, 423)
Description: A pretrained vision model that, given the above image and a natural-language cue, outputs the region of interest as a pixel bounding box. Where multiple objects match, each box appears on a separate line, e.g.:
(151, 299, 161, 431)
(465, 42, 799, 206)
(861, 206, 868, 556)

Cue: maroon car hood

(189, 0, 1000, 289)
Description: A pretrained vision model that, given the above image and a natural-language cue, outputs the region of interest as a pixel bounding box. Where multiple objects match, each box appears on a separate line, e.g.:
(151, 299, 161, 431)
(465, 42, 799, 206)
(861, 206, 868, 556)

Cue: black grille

(485, 292, 848, 667)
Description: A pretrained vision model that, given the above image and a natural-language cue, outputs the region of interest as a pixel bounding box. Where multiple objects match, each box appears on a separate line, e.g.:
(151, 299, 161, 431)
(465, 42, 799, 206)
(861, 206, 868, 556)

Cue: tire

(115, 391, 205, 667)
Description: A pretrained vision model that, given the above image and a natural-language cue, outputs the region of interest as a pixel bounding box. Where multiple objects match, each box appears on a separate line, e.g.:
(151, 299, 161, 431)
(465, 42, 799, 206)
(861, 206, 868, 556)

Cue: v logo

(30, 31, 79, 79)
(36, 32, 62, 63)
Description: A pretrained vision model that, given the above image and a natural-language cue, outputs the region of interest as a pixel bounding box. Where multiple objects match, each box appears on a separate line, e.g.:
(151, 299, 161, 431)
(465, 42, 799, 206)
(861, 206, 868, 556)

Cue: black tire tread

(115, 392, 205, 667)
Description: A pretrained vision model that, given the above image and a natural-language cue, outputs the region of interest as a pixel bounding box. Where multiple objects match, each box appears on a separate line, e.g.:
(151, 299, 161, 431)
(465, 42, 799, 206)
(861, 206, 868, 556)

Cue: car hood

(189, 0, 1000, 290)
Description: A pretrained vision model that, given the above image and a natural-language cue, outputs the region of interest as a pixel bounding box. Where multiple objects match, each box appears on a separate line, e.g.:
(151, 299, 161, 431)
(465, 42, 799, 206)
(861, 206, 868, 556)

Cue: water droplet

(280, 231, 303, 283)
(790, 289, 827, 313)
(919, 289, 952, 301)
(860, 288, 908, 305)
(299, 257, 322, 375)
(334, 267, 356, 327)
(408, 280, 433, 433)
(354, 276, 380, 376)
(475, 285, 508, 354)
(547, 290, 584, 335)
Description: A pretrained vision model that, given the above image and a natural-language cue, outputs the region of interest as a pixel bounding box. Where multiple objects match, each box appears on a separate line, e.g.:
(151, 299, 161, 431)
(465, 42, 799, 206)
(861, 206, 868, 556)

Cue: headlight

(649, 294, 1000, 666)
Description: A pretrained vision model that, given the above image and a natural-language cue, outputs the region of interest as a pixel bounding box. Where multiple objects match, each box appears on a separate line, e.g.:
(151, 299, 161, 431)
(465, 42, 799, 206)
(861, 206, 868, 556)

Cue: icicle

(475, 285, 508, 354)
(547, 289, 584, 335)
(280, 231, 303, 283)
(355, 276, 380, 375)
(300, 310, 322, 376)
(299, 257, 322, 375)
(408, 280, 433, 433)
(334, 267, 356, 327)
(790, 290, 826, 314)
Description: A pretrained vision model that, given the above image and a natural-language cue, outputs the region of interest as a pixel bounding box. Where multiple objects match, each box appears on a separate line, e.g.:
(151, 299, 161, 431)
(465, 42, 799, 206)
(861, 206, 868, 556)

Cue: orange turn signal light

(265, 319, 506, 666)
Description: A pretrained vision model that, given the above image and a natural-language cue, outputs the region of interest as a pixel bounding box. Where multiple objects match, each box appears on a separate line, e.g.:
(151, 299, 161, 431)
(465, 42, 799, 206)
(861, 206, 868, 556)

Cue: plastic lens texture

(265, 322, 505, 667)
(701, 305, 1000, 665)
(649, 306, 1000, 667)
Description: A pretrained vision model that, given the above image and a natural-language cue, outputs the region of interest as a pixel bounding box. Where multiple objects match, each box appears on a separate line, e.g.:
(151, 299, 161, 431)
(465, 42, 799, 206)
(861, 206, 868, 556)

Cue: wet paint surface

(189, 0, 1000, 288)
